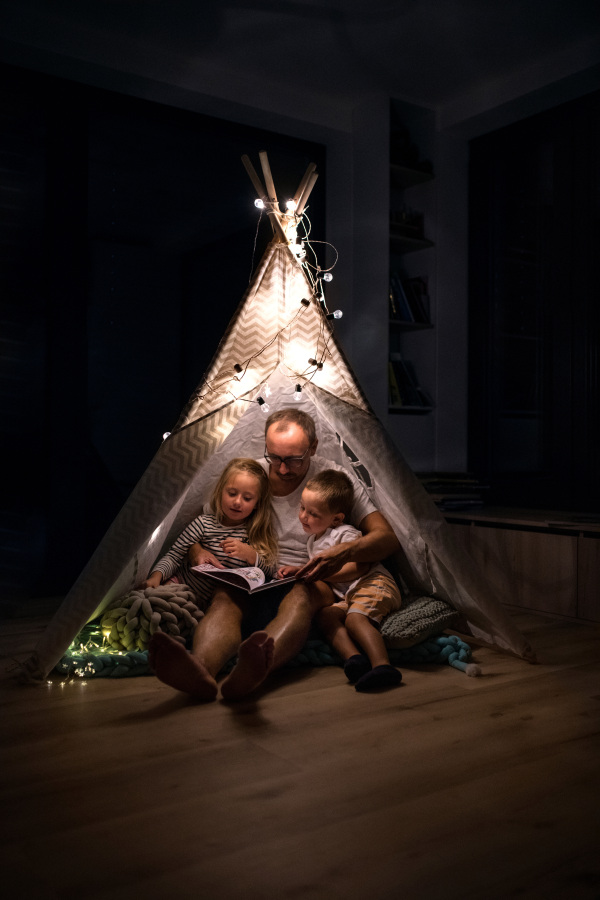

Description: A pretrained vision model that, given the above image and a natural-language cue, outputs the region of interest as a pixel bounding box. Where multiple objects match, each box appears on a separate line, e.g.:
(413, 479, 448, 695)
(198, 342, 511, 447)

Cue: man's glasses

(264, 445, 311, 470)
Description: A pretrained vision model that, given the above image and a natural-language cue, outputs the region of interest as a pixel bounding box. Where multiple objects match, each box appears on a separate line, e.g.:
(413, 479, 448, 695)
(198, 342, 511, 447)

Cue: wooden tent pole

(241, 153, 288, 243)
(259, 151, 278, 203)
(295, 172, 319, 215)
(293, 162, 317, 204)
(241, 154, 268, 202)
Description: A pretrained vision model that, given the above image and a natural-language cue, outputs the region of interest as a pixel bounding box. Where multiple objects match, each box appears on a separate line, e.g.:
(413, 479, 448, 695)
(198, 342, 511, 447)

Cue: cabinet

(446, 507, 600, 623)
(388, 162, 435, 414)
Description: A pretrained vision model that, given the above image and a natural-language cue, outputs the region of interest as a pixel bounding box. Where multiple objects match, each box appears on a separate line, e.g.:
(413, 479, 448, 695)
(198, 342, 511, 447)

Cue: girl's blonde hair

(210, 458, 278, 565)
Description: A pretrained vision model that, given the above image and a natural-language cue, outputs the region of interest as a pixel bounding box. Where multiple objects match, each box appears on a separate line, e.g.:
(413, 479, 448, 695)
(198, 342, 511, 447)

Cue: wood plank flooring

(1, 610, 599, 900)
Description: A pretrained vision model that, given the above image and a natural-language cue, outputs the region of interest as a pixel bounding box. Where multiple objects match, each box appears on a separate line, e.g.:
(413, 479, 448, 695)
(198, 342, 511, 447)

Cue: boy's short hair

(305, 469, 354, 521)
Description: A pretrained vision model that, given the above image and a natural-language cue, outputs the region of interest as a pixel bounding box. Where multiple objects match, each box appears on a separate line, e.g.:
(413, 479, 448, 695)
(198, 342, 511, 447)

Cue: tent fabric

(23, 239, 535, 681)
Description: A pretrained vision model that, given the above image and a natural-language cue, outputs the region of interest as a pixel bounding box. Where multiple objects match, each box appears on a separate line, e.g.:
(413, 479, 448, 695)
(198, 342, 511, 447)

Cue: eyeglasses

(264, 444, 311, 470)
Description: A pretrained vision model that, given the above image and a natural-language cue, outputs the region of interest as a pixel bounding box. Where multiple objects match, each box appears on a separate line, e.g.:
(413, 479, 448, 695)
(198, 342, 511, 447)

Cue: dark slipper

(343, 653, 372, 684)
(354, 664, 402, 692)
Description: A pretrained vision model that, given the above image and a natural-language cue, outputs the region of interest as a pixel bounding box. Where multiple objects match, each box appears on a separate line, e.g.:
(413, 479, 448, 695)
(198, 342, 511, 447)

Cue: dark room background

(0, 62, 325, 607)
(469, 88, 600, 512)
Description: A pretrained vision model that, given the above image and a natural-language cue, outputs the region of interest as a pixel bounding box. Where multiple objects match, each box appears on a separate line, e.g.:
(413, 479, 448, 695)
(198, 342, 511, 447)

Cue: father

(149, 407, 399, 701)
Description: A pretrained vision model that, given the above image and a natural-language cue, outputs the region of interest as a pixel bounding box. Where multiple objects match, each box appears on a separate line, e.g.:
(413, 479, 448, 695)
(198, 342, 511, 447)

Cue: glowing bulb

(323, 272, 333, 282)
(255, 199, 265, 209)
(257, 397, 270, 413)
(162, 432, 171, 441)
(293, 384, 303, 402)
(326, 310, 343, 321)
(286, 199, 297, 211)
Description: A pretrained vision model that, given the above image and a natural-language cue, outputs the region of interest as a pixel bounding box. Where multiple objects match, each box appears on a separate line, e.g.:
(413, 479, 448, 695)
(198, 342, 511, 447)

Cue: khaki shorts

(333, 571, 402, 626)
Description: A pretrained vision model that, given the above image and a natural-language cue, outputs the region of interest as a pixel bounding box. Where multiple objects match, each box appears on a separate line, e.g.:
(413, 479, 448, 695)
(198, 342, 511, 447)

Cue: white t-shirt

(261, 457, 377, 567)
(308, 524, 389, 599)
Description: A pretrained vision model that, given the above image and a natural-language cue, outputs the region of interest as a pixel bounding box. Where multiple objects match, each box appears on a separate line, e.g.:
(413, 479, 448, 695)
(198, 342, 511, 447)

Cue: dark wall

(469, 88, 600, 511)
(0, 63, 325, 604)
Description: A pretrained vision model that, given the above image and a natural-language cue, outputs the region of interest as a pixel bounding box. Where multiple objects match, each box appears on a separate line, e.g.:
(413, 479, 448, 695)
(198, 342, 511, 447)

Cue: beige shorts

(333, 571, 402, 626)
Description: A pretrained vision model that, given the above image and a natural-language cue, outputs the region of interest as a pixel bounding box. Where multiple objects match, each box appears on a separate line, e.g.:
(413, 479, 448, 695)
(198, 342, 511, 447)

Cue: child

(279, 469, 403, 692)
(142, 457, 278, 607)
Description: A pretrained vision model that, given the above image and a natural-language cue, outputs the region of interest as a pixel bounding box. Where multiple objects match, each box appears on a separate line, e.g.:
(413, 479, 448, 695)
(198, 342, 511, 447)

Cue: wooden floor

(1, 610, 599, 900)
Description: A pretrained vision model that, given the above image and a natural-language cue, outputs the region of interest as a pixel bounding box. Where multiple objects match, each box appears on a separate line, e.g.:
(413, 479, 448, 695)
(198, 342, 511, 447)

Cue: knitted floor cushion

(55, 592, 478, 679)
(381, 594, 461, 649)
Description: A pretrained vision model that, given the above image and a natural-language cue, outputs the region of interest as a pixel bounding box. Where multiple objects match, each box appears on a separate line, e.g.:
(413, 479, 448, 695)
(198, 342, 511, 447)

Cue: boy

(279, 469, 403, 692)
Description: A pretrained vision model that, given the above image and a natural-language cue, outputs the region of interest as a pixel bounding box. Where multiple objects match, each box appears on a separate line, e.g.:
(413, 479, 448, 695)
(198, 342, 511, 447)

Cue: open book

(191, 564, 296, 594)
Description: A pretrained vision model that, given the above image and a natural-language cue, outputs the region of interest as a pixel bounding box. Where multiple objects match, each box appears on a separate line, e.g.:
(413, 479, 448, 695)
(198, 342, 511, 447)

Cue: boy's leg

(316, 604, 371, 684)
(346, 612, 402, 691)
(316, 603, 358, 660)
(345, 612, 391, 669)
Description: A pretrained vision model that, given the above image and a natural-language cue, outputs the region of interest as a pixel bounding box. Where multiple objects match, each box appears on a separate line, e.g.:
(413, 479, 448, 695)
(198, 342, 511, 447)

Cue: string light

(327, 310, 343, 321)
(162, 432, 171, 441)
(286, 199, 297, 211)
(254, 199, 265, 209)
(323, 272, 333, 282)
(293, 384, 303, 402)
(257, 396, 270, 413)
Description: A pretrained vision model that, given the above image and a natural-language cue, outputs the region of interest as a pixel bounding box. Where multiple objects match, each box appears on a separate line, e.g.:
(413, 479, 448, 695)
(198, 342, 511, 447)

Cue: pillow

(381, 595, 460, 649)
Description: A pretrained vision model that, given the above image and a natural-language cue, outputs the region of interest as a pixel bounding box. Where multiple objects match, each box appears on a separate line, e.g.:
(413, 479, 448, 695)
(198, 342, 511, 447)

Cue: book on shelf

(191, 564, 295, 594)
(388, 352, 431, 408)
(417, 473, 489, 511)
(389, 271, 430, 324)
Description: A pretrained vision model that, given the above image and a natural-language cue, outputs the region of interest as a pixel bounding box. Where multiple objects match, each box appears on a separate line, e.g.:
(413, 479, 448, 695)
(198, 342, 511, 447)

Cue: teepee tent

(23, 153, 534, 680)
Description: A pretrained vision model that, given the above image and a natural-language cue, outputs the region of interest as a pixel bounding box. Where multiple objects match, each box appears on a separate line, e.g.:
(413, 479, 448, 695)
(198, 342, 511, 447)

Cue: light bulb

(162, 432, 171, 441)
(293, 384, 303, 402)
(286, 199, 297, 211)
(257, 397, 270, 413)
(326, 310, 343, 321)
(254, 199, 265, 209)
(323, 272, 333, 282)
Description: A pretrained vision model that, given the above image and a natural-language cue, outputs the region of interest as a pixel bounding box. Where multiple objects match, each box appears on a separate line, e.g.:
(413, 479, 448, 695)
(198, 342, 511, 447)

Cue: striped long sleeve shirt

(152, 512, 275, 606)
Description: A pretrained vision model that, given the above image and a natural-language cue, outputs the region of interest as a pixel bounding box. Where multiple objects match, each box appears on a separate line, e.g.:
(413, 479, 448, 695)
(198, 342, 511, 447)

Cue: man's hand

(188, 543, 226, 569)
(294, 542, 352, 583)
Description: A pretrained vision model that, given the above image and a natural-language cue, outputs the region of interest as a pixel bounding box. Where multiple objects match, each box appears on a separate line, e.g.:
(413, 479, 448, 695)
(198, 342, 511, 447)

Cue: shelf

(390, 164, 434, 190)
(390, 231, 434, 254)
(389, 319, 432, 331)
(388, 404, 433, 415)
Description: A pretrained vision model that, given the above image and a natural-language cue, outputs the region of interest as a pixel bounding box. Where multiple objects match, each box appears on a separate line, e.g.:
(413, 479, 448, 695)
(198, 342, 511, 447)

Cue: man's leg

(149, 586, 246, 700)
(220, 581, 333, 701)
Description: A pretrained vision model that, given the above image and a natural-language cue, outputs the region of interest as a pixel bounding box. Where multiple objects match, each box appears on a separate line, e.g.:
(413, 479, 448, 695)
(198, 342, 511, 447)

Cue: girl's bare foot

(149, 632, 218, 701)
(220, 631, 275, 701)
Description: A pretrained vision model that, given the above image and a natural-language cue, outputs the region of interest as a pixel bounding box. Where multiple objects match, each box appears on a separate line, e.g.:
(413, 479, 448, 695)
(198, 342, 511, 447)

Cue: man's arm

(294, 511, 399, 583)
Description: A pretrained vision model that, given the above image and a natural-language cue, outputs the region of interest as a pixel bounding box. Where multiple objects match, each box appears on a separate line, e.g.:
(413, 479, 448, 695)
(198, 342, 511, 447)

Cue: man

(149, 408, 399, 701)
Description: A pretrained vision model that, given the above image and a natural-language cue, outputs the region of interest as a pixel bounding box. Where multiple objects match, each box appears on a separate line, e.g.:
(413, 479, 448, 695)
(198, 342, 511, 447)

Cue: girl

(141, 458, 277, 606)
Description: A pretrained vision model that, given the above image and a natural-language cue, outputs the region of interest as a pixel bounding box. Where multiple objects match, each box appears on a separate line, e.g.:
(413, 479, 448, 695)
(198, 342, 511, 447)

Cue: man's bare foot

(220, 631, 275, 701)
(149, 632, 218, 701)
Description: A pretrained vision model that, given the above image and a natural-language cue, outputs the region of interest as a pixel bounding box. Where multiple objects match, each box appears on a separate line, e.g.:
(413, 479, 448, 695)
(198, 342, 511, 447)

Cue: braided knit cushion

(381, 595, 460, 649)
(100, 584, 204, 652)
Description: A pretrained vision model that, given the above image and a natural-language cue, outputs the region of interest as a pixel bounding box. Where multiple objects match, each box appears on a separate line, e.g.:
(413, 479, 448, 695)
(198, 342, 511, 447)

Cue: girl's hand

(139, 571, 162, 590)
(189, 544, 226, 569)
(221, 538, 254, 564)
(277, 565, 301, 579)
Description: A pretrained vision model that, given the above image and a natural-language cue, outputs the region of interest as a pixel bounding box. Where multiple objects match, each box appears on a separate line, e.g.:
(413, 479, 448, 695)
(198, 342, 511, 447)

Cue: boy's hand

(294, 543, 351, 583)
(277, 565, 301, 579)
(221, 538, 254, 564)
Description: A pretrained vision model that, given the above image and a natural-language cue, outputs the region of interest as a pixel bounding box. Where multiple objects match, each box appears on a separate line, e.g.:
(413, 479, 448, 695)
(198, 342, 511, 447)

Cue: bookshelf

(388, 160, 435, 414)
